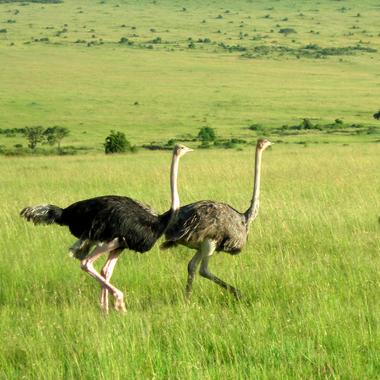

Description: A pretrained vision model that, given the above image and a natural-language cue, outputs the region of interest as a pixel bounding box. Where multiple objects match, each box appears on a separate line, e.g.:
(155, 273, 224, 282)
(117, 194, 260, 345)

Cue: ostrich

(20, 144, 193, 312)
(160, 138, 273, 300)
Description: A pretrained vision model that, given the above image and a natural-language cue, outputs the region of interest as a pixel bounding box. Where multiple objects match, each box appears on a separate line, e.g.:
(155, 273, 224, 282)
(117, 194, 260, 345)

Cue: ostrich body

(20, 144, 193, 312)
(161, 138, 273, 299)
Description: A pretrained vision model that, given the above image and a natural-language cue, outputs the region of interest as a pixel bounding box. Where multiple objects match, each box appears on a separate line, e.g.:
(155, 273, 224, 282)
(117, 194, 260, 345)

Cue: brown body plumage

(161, 138, 273, 299)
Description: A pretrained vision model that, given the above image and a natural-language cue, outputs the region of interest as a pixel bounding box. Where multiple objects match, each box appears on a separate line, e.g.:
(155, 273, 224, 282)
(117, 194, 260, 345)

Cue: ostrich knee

(80, 258, 91, 273)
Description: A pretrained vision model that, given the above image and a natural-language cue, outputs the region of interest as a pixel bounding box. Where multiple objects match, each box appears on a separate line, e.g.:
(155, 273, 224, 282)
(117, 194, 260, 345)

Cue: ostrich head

(257, 138, 274, 151)
(174, 144, 194, 157)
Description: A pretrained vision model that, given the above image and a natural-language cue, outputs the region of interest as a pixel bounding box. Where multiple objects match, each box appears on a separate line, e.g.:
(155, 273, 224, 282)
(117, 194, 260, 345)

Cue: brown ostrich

(161, 138, 273, 300)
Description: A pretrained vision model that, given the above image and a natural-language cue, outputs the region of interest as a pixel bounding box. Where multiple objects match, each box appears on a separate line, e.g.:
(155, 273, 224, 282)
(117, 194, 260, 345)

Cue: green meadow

(1, 0, 380, 151)
(1, 0, 380, 379)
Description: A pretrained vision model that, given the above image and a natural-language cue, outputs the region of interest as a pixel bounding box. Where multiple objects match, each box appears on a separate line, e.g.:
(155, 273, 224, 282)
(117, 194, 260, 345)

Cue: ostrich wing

(133, 200, 158, 216)
(164, 200, 248, 254)
(61, 196, 163, 252)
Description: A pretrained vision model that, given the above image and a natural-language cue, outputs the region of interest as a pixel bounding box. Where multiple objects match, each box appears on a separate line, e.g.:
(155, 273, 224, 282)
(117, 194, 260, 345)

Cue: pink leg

(100, 249, 123, 312)
(80, 239, 126, 313)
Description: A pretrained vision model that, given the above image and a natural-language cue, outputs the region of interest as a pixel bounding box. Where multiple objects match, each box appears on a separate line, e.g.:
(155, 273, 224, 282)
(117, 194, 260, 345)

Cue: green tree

(23, 126, 45, 152)
(44, 126, 70, 150)
(279, 28, 297, 36)
(197, 126, 216, 142)
(104, 130, 131, 154)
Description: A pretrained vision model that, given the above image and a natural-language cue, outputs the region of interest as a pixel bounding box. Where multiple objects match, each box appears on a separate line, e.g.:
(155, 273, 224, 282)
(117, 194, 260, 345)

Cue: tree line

(23, 126, 70, 152)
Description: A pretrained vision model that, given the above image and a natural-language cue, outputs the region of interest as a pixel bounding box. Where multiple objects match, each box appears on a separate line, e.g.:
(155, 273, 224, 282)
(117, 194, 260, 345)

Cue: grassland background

(1, 0, 380, 379)
(0, 0, 380, 150)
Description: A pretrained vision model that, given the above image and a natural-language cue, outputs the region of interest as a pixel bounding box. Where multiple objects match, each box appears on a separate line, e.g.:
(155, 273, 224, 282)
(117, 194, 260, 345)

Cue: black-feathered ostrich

(20, 144, 193, 312)
(161, 138, 273, 300)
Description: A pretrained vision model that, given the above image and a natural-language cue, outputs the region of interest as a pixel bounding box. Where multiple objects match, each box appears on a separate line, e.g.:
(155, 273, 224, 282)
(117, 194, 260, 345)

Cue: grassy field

(2, 143, 380, 379)
(1, 0, 380, 379)
(0, 0, 380, 152)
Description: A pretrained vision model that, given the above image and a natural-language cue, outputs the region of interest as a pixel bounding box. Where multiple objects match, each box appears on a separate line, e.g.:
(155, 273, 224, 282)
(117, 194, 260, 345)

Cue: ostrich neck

(244, 148, 263, 226)
(160, 151, 181, 230)
(170, 152, 180, 212)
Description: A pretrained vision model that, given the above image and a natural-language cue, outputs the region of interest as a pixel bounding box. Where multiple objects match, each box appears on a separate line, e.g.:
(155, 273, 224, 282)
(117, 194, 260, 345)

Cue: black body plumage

(162, 200, 249, 255)
(20, 144, 193, 312)
(21, 195, 175, 256)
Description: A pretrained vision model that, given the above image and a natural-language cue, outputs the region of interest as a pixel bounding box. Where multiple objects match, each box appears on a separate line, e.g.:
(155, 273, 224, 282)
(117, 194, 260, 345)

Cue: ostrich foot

(114, 301, 126, 313)
(114, 298, 126, 313)
(231, 288, 247, 302)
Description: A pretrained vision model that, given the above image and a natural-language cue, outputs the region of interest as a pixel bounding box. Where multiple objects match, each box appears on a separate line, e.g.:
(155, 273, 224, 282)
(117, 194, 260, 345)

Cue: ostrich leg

(186, 250, 202, 300)
(100, 248, 123, 311)
(80, 239, 127, 313)
(198, 238, 244, 298)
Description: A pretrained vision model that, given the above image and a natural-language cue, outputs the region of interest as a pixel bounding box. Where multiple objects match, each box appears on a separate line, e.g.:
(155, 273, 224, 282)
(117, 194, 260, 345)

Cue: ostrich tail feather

(20, 204, 62, 225)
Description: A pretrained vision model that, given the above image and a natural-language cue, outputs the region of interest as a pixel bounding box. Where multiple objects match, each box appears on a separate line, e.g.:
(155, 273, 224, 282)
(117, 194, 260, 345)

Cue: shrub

(152, 37, 162, 44)
(3, 149, 28, 157)
(166, 139, 176, 147)
(197, 126, 216, 142)
(198, 141, 211, 149)
(373, 109, 380, 120)
(301, 118, 313, 129)
(223, 140, 236, 149)
(104, 130, 132, 154)
(249, 123, 263, 131)
(367, 127, 377, 134)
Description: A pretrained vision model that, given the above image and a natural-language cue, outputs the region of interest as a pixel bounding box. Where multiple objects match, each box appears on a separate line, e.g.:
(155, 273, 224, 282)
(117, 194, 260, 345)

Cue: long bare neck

(170, 151, 181, 212)
(161, 151, 181, 229)
(244, 147, 263, 226)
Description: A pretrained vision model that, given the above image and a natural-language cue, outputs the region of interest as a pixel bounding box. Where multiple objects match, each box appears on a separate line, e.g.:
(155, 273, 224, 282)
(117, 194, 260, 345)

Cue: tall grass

(1, 143, 380, 378)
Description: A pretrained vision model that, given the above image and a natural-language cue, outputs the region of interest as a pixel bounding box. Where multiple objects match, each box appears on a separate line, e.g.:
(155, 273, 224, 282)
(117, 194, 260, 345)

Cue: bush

(2, 148, 28, 157)
(166, 139, 176, 147)
(223, 140, 237, 149)
(301, 118, 314, 129)
(198, 141, 211, 149)
(197, 126, 216, 142)
(249, 123, 263, 131)
(152, 37, 162, 44)
(104, 130, 132, 154)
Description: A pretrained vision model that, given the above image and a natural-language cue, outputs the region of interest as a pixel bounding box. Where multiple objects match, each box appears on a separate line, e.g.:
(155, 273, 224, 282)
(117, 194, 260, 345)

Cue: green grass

(1, 1, 380, 378)
(2, 143, 380, 379)
(0, 0, 380, 152)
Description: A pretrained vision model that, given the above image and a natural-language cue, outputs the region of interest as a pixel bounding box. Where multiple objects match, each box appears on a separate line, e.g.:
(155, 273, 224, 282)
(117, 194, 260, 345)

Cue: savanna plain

(1, 0, 380, 379)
